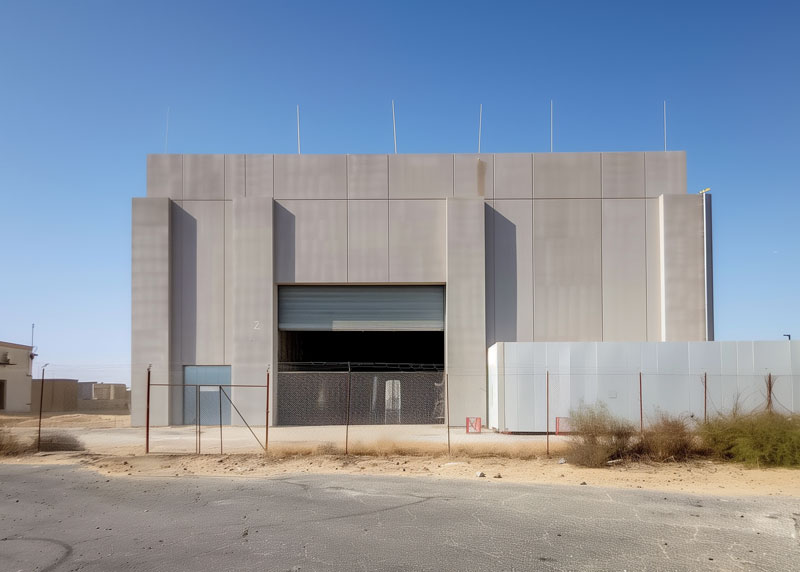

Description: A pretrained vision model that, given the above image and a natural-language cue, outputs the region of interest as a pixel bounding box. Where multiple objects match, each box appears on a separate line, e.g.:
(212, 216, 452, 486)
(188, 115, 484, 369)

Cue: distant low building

(31, 379, 78, 412)
(0, 341, 34, 412)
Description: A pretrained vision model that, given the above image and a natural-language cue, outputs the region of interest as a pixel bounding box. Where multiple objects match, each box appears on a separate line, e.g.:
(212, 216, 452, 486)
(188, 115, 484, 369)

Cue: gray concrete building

(132, 152, 712, 427)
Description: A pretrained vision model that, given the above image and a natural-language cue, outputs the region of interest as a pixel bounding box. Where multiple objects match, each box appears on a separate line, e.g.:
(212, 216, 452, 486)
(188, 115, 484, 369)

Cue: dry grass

(261, 439, 556, 460)
(634, 412, 700, 462)
(699, 412, 800, 467)
(37, 431, 85, 452)
(0, 429, 30, 455)
(567, 404, 637, 467)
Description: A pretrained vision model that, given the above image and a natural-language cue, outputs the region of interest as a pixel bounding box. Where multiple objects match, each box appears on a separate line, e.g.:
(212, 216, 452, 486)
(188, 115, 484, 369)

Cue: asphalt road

(1, 463, 798, 571)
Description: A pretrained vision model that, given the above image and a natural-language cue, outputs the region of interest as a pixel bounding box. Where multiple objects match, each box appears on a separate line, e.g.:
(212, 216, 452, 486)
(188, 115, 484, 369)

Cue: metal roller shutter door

(278, 286, 444, 331)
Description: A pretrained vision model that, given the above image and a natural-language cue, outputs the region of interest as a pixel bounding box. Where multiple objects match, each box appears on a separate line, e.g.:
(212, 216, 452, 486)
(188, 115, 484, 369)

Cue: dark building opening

(276, 285, 445, 426)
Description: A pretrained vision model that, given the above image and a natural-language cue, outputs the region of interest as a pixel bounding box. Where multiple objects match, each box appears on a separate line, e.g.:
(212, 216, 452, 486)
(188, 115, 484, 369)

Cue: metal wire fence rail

(145, 368, 270, 454)
(144, 364, 454, 455)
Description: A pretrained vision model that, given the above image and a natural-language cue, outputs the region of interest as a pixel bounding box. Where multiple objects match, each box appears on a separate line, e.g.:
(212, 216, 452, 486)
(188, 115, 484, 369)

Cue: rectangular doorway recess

(277, 285, 445, 426)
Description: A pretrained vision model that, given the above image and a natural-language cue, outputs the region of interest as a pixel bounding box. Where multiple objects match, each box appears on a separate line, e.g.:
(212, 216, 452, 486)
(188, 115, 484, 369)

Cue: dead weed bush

(567, 404, 636, 467)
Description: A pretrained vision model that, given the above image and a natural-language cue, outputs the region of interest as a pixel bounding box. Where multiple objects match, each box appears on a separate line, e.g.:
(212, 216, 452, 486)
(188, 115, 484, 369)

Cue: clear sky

(0, 1, 797, 384)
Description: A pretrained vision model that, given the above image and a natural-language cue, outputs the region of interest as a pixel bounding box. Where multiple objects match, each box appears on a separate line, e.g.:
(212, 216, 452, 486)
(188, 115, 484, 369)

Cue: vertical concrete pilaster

(131, 198, 171, 426)
(446, 198, 487, 423)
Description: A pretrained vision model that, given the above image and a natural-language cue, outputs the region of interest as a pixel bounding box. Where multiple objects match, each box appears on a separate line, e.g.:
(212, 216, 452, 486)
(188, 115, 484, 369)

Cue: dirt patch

(3, 450, 795, 498)
(0, 412, 130, 428)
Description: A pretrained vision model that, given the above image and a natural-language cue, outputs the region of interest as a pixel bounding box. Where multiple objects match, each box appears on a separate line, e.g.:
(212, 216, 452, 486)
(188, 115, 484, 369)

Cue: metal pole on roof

(663, 100, 667, 151)
(478, 104, 482, 153)
(164, 107, 170, 153)
(392, 100, 397, 154)
(550, 100, 553, 152)
(296, 105, 301, 155)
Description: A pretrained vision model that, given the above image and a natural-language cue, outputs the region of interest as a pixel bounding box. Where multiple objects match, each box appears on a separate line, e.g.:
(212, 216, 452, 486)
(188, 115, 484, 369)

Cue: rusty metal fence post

(345, 362, 352, 455)
(145, 365, 151, 454)
(445, 372, 451, 456)
(265, 368, 270, 451)
(639, 372, 644, 432)
(546, 370, 550, 457)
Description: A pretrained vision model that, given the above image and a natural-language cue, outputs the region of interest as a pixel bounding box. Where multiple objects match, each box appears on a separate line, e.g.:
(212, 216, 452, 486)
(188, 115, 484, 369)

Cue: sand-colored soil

(2, 412, 797, 497)
(0, 412, 130, 428)
(3, 450, 795, 498)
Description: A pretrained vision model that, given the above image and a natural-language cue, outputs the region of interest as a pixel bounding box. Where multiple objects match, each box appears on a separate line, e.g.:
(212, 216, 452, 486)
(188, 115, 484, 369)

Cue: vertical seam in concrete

(643, 154, 648, 339)
(346, 155, 349, 283)
(659, 196, 667, 342)
(493, 154, 498, 344)
(600, 156, 604, 341)
(530, 154, 534, 341)
(386, 155, 390, 282)
(223, 158, 226, 363)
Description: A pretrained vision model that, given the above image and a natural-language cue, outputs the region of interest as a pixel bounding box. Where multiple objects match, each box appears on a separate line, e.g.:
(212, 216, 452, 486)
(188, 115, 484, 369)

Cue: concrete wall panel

(661, 195, 706, 341)
(388, 200, 446, 282)
(225, 155, 245, 199)
(533, 199, 602, 340)
(181, 201, 226, 364)
(147, 155, 182, 199)
(484, 202, 496, 347)
(534, 153, 601, 198)
(602, 152, 645, 198)
(245, 155, 273, 197)
(224, 202, 233, 362)
(275, 155, 347, 199)
(274, 199, 348, 283)
(494, 154, 532, 199)
(602, 199, 647, 341)
(231, 197, 273, 425)
(131, 198, 171, 425)
(491, 200, 534, 342)
(347, 155, 388, 199)
(348, 200, 389, 282)
(446, 199, 487, 422)
(455, 154, 494, 198)
(389, 154, 453, 199)
(645, 198, 662, 341)
(183, 155, 225, 200)
(646, 151, 687, 197)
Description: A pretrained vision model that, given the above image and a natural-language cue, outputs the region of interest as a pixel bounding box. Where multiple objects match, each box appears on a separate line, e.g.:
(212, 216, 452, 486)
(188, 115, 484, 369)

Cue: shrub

(37, 431, 85, 452)
(0, 429, 30, 455)
(635, 412, 698, 462)
(699, 412, 800, 467)
(567, 404, 636, 467)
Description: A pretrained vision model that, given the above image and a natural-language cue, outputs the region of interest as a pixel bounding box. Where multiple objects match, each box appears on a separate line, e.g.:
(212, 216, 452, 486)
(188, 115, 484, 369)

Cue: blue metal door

(183, 366, 232, 425)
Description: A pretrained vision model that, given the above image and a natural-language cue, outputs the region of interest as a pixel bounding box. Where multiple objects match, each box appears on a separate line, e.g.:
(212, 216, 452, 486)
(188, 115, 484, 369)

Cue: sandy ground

(2, 412, 798, 498)
(0, 412, 130, 428)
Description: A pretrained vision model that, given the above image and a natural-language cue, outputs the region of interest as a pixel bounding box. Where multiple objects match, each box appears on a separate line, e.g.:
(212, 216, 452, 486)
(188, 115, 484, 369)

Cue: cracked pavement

(1, 463, 798, 571)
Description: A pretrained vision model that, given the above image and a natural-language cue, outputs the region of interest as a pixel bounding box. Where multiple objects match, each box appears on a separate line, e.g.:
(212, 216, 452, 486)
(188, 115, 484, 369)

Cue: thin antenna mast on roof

(164, 107, 170, 153)
(550, 100, 553, 152)
(478, 104, 483, 153)
(296, 105, 301, 154)
(392, 100, 397, 154)
(663, 100, 667, 151)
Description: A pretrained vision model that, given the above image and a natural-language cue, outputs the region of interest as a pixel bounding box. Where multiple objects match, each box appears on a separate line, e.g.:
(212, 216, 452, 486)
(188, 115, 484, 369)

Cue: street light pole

(784, 334, 791, 341)
(37, 363, 49, 452)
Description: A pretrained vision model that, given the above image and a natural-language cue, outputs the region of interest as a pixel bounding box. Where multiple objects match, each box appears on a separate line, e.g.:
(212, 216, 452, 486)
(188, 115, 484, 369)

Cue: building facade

(132, 152, 712, 426)
(0, 341, 34, 412)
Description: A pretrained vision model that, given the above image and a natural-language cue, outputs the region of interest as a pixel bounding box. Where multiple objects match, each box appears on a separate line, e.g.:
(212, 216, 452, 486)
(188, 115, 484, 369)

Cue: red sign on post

(466, 417, 482, 433)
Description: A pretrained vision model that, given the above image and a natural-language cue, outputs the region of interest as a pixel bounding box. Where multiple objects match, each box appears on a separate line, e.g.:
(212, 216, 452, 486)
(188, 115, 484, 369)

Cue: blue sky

(0, 1, 797, 383)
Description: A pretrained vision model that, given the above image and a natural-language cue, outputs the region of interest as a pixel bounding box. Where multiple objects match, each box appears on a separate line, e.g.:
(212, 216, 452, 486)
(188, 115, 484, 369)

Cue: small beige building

(0, 341, 34, 412)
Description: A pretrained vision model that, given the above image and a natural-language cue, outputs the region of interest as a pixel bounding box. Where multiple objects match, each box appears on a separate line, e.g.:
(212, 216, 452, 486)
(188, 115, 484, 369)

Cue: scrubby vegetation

(0, 429, 29, 455)
(567, 402, 800, 468)
(699, 412, 800, 467)
(37, 431, 85, 452)
(566, 404, 637, 467)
